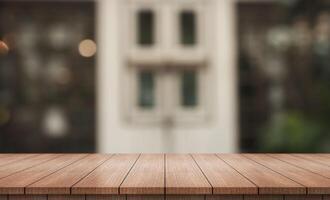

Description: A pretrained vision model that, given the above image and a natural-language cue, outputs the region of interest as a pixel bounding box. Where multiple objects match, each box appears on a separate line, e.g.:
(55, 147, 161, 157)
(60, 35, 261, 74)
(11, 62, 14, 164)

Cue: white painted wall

(97, 0, 238, 153)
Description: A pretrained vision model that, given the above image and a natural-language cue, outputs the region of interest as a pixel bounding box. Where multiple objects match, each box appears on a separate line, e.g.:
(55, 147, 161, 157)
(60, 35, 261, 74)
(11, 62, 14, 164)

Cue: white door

(97, 0, 238, 153)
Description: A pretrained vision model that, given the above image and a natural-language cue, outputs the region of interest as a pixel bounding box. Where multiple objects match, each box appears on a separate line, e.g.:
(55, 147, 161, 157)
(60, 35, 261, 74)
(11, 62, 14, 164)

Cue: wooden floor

(0, 154, 329, 200)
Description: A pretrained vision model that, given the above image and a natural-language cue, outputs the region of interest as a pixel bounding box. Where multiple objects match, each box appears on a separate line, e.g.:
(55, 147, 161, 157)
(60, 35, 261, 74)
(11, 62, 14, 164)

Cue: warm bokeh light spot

(0, 40, 9, 55)
(78, 39, 97, 57)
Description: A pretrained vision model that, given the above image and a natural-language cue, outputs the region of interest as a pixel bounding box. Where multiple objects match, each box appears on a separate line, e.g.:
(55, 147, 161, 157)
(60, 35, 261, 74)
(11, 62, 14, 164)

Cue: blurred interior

(0, 0, 330, 153)
(0, 1, 96, 152)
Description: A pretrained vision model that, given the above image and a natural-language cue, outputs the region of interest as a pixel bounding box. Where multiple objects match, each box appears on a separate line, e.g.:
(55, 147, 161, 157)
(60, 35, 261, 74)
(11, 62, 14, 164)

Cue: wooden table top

(0, 154, 329, 195)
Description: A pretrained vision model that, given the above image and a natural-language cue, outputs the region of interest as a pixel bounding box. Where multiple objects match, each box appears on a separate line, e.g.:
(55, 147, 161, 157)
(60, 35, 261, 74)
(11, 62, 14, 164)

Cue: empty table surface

(0, 154, 329, 195)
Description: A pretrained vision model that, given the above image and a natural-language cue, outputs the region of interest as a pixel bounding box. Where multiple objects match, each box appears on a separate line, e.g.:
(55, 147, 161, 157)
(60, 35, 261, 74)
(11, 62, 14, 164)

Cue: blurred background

(0, 0, 329, 153)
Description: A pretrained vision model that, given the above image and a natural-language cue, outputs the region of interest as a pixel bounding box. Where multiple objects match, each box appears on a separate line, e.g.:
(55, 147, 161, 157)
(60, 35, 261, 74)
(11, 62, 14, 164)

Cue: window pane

(181, 70, 198, 107)
(138, 70, 155, 108)
(137, 10, 154, 46)
(180, 10, 197, 45)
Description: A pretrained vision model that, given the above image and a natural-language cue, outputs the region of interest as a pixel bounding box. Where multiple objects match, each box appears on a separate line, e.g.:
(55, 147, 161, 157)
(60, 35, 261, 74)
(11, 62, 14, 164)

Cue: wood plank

(244, 196, 283, 200)
(72, 154, 139, 195)
(206, 195, 243, 200)
(86, 195, 126, 200)
(217, 154, 305, 195)
(0, 154, 37, 167)
(48, 195, 85, 200)
(0, 153, 328, 197)
(120, 154, 164, 195)
(315, 154, 330, 158)
(245, 154, 330, 194)
(8, 195, 46, 200)
(0, 154, 87, 194)
(284, 195, 322, 200)
(0, 154, 60, 180)
(166, 196, 204, 200)
(270, 154, 330, 179)
(166, 154, 212, 195)
(192, 154, 257, 194)
(295, 154, 330, 167)
(127, 195, 164, 200)
(26, 154, 112, 194)
(0, 196, 7, 200)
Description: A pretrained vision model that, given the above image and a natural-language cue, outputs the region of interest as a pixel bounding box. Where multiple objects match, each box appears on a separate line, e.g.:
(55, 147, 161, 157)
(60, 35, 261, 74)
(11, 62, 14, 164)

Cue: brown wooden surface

(0, 154, 329, 195)
(0, 154, 60, 180)
(3, 195, 330, 200)
(206, 195, 243, 200)
(243, 195, 283, 200)
(166, 195, 205, 200)
(120, 154, 164, 195)
(0, 154, 36, 168)
(165, 154, 212, 195)
(72, 154, 139, 195)
(0, 154, 87, 194)
(192, 154, 257, 194)
(48, 195, 85, 200)
(272, 154, 330, 178)
(8, 195, 47, 200)
(295, 154, 330, 167)
(245, 154, 330, 194)
(26, 154, 111, 194)
(284, 195, 322, 200)
(86, 195, 126, 200)
(217, 154, 305, 194)
(126, 195, 164, 200)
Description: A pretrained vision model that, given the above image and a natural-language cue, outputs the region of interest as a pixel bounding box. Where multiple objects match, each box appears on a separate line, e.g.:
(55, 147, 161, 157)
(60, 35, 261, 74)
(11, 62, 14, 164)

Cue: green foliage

(260, 112, 330, 152)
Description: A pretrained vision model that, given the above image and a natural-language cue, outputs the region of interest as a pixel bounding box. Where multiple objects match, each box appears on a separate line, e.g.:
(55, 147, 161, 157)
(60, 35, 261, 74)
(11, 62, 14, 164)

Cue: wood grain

(217, 154, 305, 194)
(0, 154, 328, 196)
(295, 154, 330, 167)
(0, 154, 87, 194)
(270, 154, 330, 179)
(205, 195, 243, 200)
(48, 195, 85, 200)
(127, 195, 164, 200)
(0, 196, 7, 200)
(244, 196, 283, 200)
(0, 154, 37, 168)
(245, 154, 330, 194)
(26, 154, 112, 194)
(120, 154, 164, 195)
(284, 195, 322, 200)
(293, 154, 330, 166)
(166, 196, 204, 200)
(8, 196, 46, 200)
(0, 154, 60, 180)
(192, 154, 257, 194)
(86, 195, 126, 200)
(166, 154, 212, 195)
(72, 154, 139, 195)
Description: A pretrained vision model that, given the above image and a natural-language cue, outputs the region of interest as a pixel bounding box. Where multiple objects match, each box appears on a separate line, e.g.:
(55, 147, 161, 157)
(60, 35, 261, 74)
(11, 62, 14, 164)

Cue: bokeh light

(0, 40, 9, 55)
(78, 39, 97, 57)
